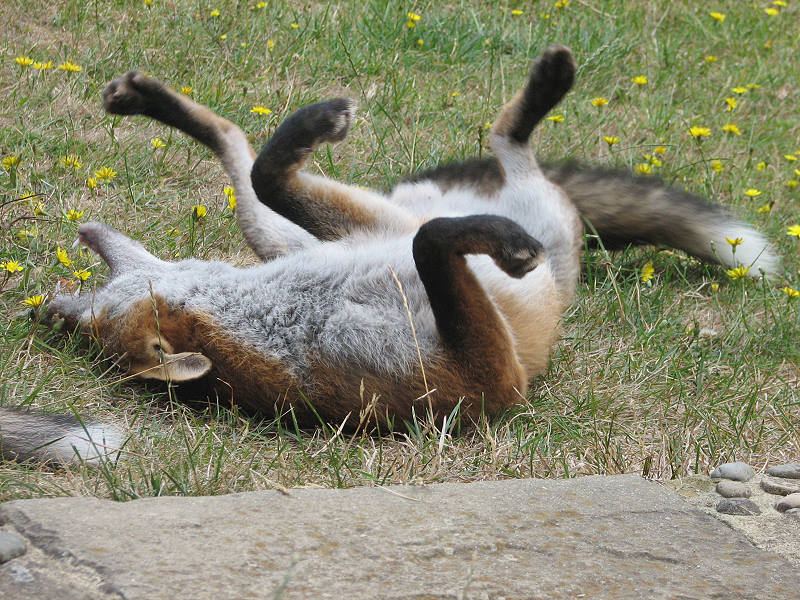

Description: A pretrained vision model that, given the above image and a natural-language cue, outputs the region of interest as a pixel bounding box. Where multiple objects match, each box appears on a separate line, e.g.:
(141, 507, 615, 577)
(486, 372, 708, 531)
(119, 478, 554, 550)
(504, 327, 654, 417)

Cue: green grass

(1, 0, 798, 501)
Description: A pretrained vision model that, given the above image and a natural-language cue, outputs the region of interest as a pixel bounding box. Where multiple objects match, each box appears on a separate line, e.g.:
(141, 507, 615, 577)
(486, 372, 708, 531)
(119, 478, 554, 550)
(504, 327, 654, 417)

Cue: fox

(0, 45, 778, 464)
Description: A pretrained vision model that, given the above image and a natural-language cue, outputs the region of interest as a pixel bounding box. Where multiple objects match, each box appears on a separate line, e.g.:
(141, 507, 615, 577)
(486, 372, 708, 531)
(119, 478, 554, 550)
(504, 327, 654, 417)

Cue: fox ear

(132, 352, 212, 382)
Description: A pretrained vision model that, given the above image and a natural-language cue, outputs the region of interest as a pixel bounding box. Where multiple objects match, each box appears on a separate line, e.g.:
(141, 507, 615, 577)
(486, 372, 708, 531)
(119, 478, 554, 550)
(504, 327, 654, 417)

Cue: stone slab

(1, 474, 799, 599)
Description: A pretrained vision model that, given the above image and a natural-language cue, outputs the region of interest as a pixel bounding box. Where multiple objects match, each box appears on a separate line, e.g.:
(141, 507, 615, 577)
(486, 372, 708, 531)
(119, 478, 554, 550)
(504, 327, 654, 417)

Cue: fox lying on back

(0, 46, 778, 463)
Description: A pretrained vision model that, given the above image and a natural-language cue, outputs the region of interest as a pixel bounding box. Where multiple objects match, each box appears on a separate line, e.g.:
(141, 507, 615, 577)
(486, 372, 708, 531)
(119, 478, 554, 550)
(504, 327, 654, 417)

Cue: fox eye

(151, 342, 164, 352)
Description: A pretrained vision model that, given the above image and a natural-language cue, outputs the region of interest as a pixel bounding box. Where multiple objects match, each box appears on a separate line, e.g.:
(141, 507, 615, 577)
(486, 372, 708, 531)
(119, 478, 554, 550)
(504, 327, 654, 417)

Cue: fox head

(47, 222, 213, 383)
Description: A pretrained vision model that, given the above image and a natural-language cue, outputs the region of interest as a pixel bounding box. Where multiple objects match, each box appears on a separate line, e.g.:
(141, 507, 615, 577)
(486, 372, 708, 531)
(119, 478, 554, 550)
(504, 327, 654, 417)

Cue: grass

(0, 0, 798, 501)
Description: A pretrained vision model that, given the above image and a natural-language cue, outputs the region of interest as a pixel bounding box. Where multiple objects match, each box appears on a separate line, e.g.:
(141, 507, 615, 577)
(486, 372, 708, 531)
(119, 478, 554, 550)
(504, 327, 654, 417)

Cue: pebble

(760, 476, 800, 497)
(710, 462, 755, 482)
(774, 493, 800, 513)
(715, 480, 751, 498)
(716, 498, 761, 516)
(0, 531, 27, 564)
(765, 463, 800, 480)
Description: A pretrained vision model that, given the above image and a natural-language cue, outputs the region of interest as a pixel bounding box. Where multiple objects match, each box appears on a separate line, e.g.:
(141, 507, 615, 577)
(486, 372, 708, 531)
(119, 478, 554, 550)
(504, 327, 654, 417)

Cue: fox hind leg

(251, 99, 417, 241)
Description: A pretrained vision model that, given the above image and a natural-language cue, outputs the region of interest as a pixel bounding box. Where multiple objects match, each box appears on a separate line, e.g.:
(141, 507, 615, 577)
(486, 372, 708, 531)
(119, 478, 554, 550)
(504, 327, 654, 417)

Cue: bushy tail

(0, 407, 124, 465)
(543, 162, 780, 277)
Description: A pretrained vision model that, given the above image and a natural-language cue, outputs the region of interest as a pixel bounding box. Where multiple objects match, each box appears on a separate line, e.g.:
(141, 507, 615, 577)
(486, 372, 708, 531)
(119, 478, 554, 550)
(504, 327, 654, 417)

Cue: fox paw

(531, 44, 576, 93)
(495, 239, 544, 278)
(290, 98, 357, 146)
(103, 71, 165, 115)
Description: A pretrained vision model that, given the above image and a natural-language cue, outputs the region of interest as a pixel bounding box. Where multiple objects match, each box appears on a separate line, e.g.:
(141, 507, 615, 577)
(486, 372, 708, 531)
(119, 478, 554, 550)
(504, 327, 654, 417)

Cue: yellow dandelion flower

(417, 38, 424, 46)
(151, 137, 166, 149)
(787, 180, 799, 188)
(795, 169, 800, 177)
(640, 262, 655, 283)
(709, 12, 725, 22)
(710, 283, 719, 293)
(15, 55, 34, 67)
(86, 177, 97, 190)
(710, 160, 724, 172)
(689, 126, 711, 138)
(224, 186, 236, 210)
(590, 97, 608, 107)
(554, 0, 569, 7)
(784, 154, 797, 161)
(744, 189, 762, 198)
(603, 136, 619, 147)
(250, 105, 272, 115)
(631, 75, 648, 85)
(73, 269, 92, 281)
(168, 228, 181, 235)
(722, 123, 741, 135)
(781, 286, 800, 298)
(33, 202, 46, 215)
(635, 163, 652, 175)
(23, 295, 46, 307)
(57, 61, 82, 72)
(748, 83, 761, 89)
(65, 209, 85, 222)
(290, 23, 299, 29)
(1, 260, 24, 273)
(764, 7, 779, 15)
(2, 155, 19, 170)
(94, 166, 117, 180)
(57, 247, 72, 266)
(267, 40, 275, 50)
(219, 34, 228, 40)
(756, 204, 771, 213)
(756, 161, 767, 171)
(16, 229, 36, 241)
(786, 224, 800, 238)
(450, 91, 460, 98)
(144, 0, 152, 5)
(60, 154, 83, 168)
(732, 86, 747, 94)
(725, 237, 743, 247)
(654, 146, 667, 155)
(773, 0, 787, 6)
(546, 114, 564, 122)
(192, 204, 207, 219)
(649, 157, 663, 167)
(209, 8, 220, 17)
(726, 266, 750, 279)
(724, 97, 737, 111)
(33, 61, 53, 70)
(704, 55, 718, 63)
(510, 9, 524, 16)
(180, 86, 193, 95)
(256, 2, 267, 8)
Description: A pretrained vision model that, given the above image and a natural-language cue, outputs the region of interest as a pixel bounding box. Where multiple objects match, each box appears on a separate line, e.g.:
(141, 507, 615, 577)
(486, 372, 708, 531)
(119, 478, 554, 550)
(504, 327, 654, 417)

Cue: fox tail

(544, 162, 780, 277)
(0, 407, 124, 465)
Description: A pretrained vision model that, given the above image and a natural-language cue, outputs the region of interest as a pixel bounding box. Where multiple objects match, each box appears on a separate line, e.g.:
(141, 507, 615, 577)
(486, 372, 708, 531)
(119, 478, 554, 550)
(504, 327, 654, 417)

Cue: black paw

(530, 44, 576, 95)
(287, 98, 357, 146)
(494, 230, 544, 278)
(102, 71, 164, 115)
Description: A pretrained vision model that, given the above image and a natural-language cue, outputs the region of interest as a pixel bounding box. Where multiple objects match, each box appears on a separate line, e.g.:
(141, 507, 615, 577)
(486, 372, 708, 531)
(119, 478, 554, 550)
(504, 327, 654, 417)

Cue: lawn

(1, 0, 798, 501)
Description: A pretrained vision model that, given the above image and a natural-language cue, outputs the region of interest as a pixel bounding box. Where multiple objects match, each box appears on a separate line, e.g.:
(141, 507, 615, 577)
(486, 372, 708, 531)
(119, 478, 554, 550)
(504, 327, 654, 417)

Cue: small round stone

(715, 480, 751, 498)
(0, 531, 27, 564)
(710, 462, 755, 482)
(774, 493, 800, 513)
(765, 463, 800, 480)
(716, 498, 761, 516)
(760, 476, 800, 496)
